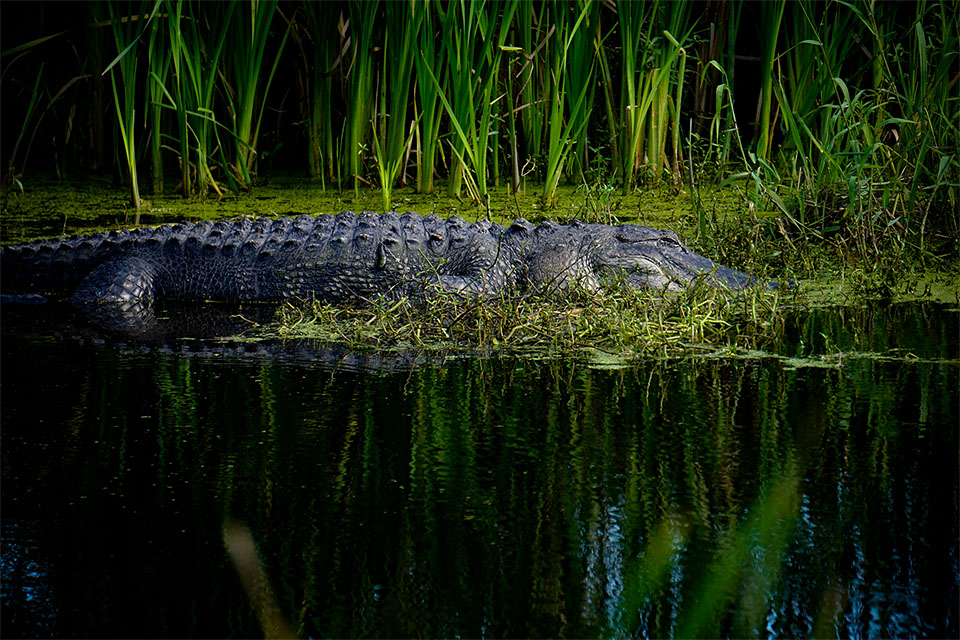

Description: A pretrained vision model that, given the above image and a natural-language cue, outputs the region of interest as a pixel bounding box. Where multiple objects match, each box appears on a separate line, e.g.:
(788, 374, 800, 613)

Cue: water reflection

(1, 522, 58, 637)
(0, 302, 957, 638)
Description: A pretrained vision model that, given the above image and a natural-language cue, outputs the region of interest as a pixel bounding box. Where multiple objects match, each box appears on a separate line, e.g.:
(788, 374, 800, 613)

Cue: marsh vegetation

(2, 0, 957, 251)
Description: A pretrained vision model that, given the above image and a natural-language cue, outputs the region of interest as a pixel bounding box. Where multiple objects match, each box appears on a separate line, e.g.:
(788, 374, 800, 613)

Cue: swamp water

(0, 300, 957, 638)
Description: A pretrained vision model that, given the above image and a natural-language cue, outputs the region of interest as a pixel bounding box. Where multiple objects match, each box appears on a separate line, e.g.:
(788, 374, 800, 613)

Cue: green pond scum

(0, 174, 764, 241)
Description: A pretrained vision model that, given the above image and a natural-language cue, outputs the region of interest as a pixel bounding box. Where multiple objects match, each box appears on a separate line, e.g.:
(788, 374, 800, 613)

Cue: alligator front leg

(431, 273, 507, 298)
(71, 254, 160, 305)
(68, 254, 164, 332)
(422, 233, 520, 299)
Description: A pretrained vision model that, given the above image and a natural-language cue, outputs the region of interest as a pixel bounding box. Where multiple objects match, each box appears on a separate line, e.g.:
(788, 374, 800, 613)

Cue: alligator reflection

(0, 302, 957, 637)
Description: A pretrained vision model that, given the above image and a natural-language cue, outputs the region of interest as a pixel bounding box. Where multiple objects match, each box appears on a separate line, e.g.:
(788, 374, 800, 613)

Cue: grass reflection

(0, 303, 955, 638)
(616, 420, 806, 638)
(617, 512, 693, 633)
(675, 468, 801, 638)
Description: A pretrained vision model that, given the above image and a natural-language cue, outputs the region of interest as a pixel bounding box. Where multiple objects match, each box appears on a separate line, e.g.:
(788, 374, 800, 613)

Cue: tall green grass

(413, 1, 445, 195)
(755, 0, 785, 163)
(516, 0, 548, 170)
(751, 0, 960, 258)
(541, 0, 595, 206)
(103, 1, 161, 209)
(221, 0, 290, 190)
(1, 49, 90, 186)
(427, 0, 517, 203)
(299, 2, 340, 185)
(343, 0, 379, 192)
(161, 0, 234, 197)
(870, 0, 959, 253)
(600, 1, 695, 191)
(372, 0, 419, 210)
(160, 0, 191, 195)
(2, 60, 45, 188)
(3, 0, 956, 259)
(146, 10, 169, 195)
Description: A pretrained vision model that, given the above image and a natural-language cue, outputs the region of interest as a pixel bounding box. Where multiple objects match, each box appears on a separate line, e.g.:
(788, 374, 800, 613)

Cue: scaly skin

(1, 211, 759, 308)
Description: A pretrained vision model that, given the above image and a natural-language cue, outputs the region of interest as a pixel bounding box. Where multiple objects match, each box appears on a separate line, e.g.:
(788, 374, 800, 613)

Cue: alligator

(1, 211, 764, 313)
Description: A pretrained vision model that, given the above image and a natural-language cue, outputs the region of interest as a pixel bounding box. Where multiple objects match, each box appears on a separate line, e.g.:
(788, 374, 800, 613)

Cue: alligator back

(2, 217, 305, 298)
(1, 212, 525, 304)
(3, 226, 148, 295)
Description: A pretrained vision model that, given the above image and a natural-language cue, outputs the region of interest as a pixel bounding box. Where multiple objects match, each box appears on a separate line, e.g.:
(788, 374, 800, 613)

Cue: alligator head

(520, 221, 761, 294)
(594, 224, 758, 291)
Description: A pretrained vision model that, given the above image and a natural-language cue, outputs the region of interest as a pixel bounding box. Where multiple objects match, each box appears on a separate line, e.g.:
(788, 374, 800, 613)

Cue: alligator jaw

(669, 252, 757, 289)
(622, 258, 683, 291)
(602, 237, 759, 291)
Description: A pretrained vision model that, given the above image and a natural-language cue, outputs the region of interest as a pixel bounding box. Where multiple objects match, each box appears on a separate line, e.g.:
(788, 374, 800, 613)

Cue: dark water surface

(1, 302, 957, 638)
